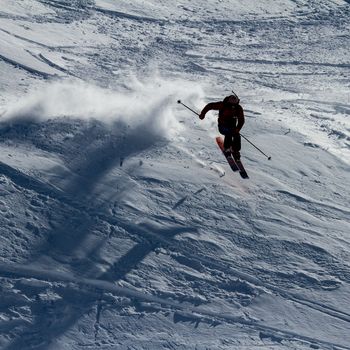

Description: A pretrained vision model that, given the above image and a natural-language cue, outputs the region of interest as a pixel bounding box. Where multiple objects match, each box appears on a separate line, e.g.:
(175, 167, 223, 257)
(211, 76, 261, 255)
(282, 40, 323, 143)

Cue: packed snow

(0, 0, 349, 349)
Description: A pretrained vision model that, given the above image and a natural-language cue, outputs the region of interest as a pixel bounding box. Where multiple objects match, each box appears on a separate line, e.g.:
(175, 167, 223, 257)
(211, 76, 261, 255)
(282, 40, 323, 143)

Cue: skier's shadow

(2, 119, 193, 349)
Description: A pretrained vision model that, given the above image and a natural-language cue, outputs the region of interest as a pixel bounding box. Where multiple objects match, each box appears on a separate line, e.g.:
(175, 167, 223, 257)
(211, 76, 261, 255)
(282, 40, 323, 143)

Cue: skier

(199, 93, 244, 160)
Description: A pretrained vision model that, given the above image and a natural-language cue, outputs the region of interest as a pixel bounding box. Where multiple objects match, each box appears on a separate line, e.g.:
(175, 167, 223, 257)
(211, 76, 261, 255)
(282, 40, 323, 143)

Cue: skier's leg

(232, 134, 241, 159)
(223, 134, 233, 150)
(219, 125, 233, 152)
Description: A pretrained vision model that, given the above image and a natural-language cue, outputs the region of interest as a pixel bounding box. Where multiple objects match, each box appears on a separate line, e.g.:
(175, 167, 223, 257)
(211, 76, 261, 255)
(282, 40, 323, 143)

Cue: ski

(234, 158, 249, 179)
(216, 136, 239, 172)
(216, 136, 249, 179)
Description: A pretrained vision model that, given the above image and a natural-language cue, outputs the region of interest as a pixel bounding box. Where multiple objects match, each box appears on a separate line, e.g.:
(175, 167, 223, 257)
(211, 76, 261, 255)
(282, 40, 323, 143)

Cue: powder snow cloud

(1, 75, 204, 140)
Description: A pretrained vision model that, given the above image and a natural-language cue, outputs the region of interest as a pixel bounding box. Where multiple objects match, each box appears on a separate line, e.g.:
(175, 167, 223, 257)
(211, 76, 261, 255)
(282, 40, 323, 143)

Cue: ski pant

(218, 125, 241, 151)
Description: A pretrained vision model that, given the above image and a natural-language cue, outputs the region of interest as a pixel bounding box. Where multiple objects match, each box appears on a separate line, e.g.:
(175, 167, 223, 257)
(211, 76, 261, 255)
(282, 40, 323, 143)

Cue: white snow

(0, 0, 350, 349)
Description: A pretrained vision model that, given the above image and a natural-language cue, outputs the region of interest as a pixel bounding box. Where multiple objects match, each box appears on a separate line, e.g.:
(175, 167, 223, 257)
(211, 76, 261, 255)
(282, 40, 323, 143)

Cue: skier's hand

(233, 128, 240, 134)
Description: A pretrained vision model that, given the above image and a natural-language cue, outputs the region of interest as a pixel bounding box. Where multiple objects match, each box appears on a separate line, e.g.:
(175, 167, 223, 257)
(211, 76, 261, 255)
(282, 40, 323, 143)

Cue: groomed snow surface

(0, 1, 350, 349)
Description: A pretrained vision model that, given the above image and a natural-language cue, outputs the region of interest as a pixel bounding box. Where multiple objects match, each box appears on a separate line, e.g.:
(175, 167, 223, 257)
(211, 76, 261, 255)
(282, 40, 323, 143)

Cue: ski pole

(177, 100, 200, 116)
(240, 134, 271, 160)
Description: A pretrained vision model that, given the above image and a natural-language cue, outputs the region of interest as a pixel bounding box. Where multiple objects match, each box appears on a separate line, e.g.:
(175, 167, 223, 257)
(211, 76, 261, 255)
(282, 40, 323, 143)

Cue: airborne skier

(178, 92, 270, 179)
(199, 92, 245, 160)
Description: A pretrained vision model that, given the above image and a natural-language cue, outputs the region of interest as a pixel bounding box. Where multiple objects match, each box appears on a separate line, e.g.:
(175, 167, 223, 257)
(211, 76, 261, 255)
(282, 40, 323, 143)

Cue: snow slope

(0, 0, 350, 349)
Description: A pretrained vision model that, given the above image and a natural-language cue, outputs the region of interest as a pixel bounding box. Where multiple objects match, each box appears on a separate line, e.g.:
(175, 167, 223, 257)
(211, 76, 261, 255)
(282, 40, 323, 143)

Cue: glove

(233, 128, 240, 134)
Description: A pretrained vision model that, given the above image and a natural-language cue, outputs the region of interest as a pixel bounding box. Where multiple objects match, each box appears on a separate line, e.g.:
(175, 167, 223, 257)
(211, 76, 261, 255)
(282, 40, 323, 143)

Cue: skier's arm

(199, 102, 222, 120)
(236, 105, 245, 132)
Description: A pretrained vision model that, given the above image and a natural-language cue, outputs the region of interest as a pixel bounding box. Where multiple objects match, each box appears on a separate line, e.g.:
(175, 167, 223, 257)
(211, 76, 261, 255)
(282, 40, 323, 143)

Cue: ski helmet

(224, 92, 240, 105)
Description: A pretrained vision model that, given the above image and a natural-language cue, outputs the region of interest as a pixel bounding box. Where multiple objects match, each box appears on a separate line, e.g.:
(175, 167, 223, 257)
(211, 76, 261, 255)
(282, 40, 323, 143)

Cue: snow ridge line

(205, 56, 350, 69)
(1, 160, 350, 326)
(276, 188, 350, 215)
(89, 6, 164, 23)
(0, 262, 349, 350)
(0, 161, 69, 202)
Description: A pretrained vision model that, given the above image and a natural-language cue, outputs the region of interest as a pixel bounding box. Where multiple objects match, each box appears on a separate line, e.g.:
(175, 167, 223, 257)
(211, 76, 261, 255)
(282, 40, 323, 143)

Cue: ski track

(0, 29, 80, 78)
(0, 27, 56, 50)
(0, 53, 54, 79)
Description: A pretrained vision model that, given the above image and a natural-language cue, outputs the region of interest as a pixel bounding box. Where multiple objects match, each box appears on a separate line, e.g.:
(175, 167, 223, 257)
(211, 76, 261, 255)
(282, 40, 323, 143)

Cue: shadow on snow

(0, 117, 194, 349)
